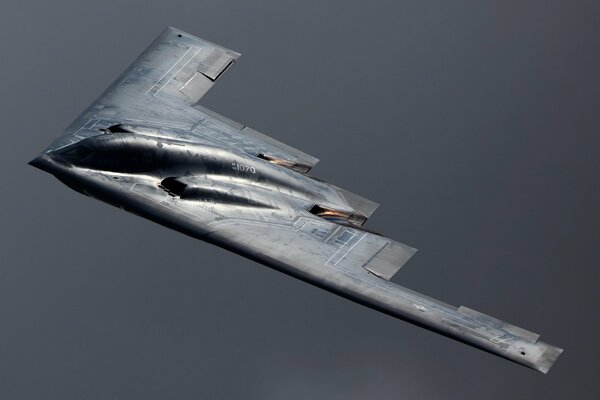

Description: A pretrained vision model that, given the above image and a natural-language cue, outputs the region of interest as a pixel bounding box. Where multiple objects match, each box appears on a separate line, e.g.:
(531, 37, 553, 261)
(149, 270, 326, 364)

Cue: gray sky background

(1, 1, 599, 399)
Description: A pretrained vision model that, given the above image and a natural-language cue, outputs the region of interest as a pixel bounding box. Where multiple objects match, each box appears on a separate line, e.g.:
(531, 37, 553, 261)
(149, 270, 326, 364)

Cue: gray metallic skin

(30, 27, 562, 374)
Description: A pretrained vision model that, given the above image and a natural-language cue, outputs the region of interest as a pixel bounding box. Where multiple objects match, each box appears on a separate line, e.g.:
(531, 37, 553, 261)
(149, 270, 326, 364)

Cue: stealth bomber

(30, 27, 562, 373)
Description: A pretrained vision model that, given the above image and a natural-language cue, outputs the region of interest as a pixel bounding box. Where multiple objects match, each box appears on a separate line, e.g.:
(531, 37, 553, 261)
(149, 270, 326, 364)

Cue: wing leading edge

(124, 179, 562, 373)
(194, 204, 562, 374)
(99, 174, 562, 373)
(43, 27, 319, 173)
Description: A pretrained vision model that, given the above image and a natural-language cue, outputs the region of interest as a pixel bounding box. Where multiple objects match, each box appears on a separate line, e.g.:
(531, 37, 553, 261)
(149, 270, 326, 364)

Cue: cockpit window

(58, 141, 156, 173)
(60, 145, 93, 162)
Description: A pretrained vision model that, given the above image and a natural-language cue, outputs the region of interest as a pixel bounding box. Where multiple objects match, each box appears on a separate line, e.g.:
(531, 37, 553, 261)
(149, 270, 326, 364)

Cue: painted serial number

(232, 161, 256, 174)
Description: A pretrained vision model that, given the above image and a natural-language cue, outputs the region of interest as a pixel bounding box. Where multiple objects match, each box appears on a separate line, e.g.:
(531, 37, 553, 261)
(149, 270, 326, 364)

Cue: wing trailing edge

(194, 104, 319, 172)
(363, 240, 416, 280)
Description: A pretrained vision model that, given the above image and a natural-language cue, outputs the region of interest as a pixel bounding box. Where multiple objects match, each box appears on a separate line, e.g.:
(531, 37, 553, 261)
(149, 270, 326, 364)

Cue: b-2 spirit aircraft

(30, 27, 562, 373)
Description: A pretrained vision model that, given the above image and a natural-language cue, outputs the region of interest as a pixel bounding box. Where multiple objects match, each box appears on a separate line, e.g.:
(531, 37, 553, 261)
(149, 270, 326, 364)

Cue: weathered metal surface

(29, 27, 562, 374)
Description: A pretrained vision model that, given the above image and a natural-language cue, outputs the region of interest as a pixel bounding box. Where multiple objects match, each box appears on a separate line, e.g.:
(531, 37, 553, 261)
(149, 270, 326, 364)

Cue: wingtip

(535, 345, 563, 374)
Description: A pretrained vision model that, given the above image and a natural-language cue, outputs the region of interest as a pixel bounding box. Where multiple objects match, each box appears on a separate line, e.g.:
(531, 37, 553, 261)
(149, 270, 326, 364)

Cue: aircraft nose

(28, 153, 56, 174)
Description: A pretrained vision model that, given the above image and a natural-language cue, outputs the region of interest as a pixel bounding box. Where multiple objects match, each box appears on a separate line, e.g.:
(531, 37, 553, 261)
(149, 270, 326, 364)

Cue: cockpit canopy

(56, 141, 156, 173)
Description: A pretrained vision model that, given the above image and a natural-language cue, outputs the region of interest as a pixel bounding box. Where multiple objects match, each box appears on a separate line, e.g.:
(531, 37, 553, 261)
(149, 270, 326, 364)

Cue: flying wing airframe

(29, 27, 562, 373)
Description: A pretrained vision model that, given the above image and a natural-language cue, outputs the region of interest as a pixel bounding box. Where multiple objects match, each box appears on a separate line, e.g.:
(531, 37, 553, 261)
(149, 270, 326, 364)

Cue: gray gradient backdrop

(1, 1, 599, 399)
